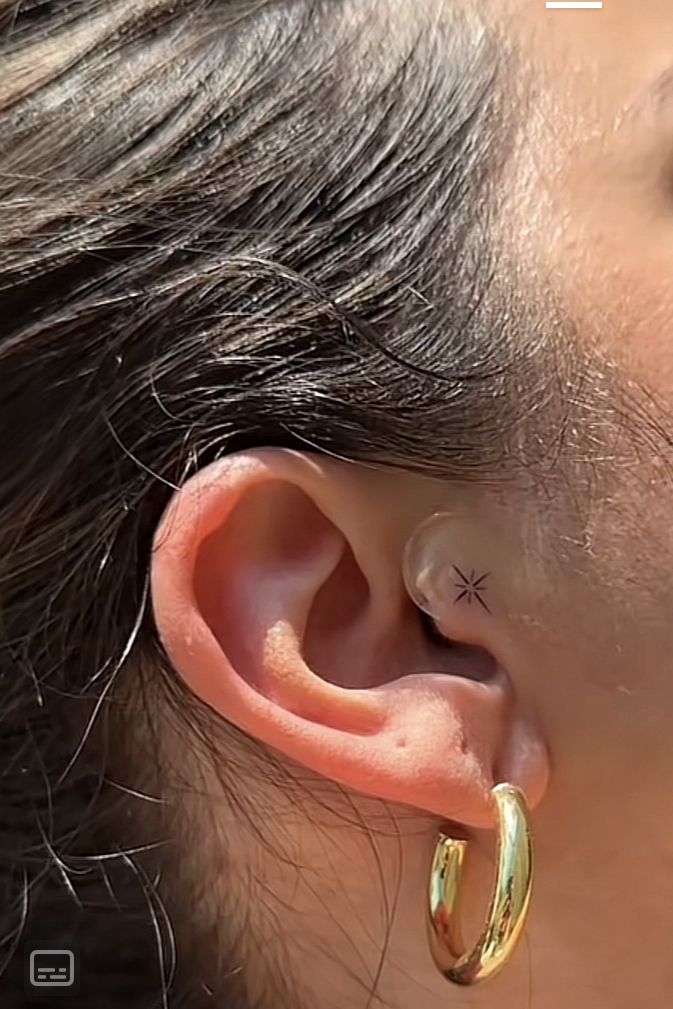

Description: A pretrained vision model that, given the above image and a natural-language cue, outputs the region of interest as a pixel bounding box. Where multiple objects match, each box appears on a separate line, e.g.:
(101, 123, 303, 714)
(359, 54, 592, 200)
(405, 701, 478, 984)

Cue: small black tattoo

(452, 567, 491, 614)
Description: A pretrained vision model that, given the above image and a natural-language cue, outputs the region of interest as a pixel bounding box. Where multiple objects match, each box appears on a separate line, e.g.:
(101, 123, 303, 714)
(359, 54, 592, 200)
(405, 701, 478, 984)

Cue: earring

(427, 783, 534, 986)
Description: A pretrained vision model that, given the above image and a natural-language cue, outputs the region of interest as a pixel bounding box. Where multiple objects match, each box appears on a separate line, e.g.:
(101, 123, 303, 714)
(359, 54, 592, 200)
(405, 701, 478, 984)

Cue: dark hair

(0, 2, 531, 1005)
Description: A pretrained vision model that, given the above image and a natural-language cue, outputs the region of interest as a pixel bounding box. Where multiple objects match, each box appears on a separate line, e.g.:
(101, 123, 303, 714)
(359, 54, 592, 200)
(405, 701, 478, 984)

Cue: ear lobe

(151, 449, 548, 829)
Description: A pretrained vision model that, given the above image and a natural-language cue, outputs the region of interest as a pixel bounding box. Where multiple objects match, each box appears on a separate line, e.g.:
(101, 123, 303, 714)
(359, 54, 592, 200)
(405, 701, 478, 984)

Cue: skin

(149, 3, 673, 1007)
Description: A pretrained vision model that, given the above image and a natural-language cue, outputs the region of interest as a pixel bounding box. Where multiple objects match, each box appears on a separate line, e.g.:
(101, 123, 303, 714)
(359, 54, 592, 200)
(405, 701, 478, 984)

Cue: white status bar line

(546, 2, 603, 7)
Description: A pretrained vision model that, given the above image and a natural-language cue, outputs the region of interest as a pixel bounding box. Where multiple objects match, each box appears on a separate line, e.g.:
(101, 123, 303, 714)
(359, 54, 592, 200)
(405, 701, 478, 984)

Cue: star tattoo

(452, 566, 491, 614)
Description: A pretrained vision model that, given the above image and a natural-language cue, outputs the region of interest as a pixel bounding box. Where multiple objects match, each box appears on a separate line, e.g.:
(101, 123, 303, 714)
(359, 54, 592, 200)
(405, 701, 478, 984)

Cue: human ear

(150, 449, 549, 829)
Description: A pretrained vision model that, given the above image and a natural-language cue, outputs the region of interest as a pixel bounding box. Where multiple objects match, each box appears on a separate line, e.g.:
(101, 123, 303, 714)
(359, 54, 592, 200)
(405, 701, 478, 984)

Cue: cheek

(581, 231, 673, 400)
(536, 147, 673, 400)
(513, 177, 673, 666)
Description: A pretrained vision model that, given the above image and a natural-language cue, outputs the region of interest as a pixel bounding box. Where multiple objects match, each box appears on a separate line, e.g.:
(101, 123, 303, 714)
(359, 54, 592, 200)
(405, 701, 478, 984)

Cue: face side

(470, 2, 673, 1003)
(138, 6, 673, 1006)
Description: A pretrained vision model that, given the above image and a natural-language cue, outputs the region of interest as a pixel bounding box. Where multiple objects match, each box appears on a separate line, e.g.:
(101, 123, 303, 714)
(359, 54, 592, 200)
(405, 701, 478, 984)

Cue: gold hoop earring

(428, 783, 534, 987)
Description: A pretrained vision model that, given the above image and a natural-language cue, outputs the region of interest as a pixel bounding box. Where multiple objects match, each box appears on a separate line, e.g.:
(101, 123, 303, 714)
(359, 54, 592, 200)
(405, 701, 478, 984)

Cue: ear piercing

(404, 513, 533, 986)
(428, 783, 534, 986)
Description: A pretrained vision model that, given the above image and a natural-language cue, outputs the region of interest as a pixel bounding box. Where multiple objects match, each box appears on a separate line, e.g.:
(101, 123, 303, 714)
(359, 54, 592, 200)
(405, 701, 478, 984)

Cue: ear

(150, 449, 549, 829)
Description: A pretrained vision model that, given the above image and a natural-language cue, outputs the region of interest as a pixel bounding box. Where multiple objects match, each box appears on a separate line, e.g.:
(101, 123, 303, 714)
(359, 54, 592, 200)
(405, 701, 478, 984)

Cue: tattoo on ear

(453, 567, 491, 614)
